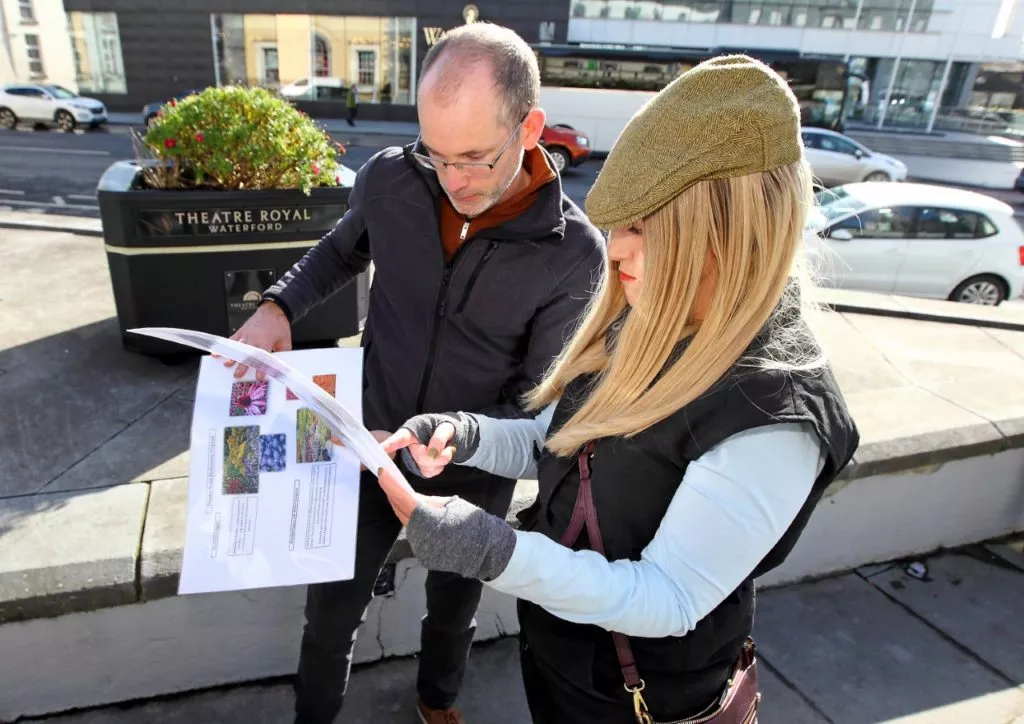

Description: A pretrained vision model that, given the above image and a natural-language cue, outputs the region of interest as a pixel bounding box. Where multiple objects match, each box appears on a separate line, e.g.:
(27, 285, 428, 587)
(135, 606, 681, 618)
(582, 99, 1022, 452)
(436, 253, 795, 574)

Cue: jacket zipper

(415, 216, 475, 414)
(455, 240, 499, 314)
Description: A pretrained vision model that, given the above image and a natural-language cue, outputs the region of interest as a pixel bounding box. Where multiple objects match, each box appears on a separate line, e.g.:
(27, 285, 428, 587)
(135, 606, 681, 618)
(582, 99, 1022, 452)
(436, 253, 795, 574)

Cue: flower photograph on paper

(287, 373, 337, 401)
(224, 425, 260, 494)
(260, 433, 287, 473)
(230, 380, 268, 417)
(296, 408, 332, 464)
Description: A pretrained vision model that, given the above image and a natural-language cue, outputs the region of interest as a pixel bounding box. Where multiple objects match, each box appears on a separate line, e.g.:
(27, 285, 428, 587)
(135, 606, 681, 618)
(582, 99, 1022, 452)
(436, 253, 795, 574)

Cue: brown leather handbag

(559, 442, 762, 724)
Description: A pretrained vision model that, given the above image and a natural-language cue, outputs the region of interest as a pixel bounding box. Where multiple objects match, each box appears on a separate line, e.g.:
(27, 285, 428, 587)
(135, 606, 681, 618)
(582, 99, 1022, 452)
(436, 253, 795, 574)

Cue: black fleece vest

(516, 308, 859, 721)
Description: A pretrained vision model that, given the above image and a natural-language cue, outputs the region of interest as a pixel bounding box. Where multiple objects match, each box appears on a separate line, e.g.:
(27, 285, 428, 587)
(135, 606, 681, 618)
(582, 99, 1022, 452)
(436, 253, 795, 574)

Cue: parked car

(539, 123, 591, 173)
(1016, 166, 1023, 194)
(801, 127, 908, 186)
(806, 182, 1024, 305)
(0, 83, 107, 132)
(279, 77, 347, 101)
(142, 89, 205, 128)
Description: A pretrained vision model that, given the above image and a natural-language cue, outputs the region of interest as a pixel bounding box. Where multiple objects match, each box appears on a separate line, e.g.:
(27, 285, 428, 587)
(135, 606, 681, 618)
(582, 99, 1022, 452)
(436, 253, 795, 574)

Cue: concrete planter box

(96, 160, 368, 356)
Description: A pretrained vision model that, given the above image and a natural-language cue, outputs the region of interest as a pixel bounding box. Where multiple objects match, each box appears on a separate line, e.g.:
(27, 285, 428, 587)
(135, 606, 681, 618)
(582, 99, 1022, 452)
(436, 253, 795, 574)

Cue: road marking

(53, 196, 66, 206)
(0, 198, 99, 211)
(68, 193, 97, 201)
(0, 189, 26, 195)
(0, 145, 110, 156)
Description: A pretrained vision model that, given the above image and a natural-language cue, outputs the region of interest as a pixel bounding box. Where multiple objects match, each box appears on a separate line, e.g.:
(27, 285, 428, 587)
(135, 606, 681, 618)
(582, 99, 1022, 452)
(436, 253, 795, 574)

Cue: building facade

(1, 0, 1019, 133)
(1, 0, 569, 120)
(562, 0, 1024, 134)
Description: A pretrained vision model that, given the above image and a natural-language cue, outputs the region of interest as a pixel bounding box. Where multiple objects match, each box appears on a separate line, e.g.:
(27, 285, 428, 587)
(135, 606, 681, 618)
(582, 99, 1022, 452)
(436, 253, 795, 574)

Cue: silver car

(801, 128, 908, 186)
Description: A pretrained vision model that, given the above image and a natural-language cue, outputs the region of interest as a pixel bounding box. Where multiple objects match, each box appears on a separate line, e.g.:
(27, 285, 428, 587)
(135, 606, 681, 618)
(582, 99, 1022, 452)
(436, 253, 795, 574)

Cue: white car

(279, 77, 346, 101)
(806, 182, 1024, 305)
(802, 128, 908, 186)
(0, 83, 107, 132)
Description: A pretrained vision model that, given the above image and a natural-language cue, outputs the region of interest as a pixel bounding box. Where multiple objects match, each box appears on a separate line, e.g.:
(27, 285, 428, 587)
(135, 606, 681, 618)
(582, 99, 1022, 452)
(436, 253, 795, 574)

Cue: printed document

(129, 327, 411, 594)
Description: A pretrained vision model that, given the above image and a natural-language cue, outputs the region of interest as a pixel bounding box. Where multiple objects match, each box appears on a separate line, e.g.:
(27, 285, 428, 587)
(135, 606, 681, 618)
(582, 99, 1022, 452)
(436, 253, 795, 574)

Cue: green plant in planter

(133, 85, 347, 194)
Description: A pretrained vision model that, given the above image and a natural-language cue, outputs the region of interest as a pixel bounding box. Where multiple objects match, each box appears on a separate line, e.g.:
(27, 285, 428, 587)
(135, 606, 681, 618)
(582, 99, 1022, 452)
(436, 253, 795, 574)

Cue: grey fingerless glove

(406, 497, 517, 582)
(398, 412, 480, 478)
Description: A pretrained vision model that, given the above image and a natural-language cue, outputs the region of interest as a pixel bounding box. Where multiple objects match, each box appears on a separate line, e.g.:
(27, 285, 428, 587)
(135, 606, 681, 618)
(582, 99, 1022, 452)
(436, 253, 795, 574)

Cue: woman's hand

(382, 422, 459, 478)
(376, 465, 449, 525)
(329, 429, 395, 471)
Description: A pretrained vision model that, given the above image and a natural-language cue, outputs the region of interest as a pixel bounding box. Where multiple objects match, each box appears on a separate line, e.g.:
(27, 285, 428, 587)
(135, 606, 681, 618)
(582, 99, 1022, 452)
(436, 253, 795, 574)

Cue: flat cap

(585, 54, 802, 229)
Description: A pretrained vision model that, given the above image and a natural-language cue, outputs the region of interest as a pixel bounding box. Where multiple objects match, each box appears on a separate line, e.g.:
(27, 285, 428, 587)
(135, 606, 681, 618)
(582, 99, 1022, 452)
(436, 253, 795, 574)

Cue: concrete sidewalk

(23, 542, 1024, 724)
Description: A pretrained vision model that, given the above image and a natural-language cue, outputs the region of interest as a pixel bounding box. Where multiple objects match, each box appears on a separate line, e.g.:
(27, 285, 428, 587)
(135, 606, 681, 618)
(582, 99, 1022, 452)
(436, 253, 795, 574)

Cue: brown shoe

(417, 701, 464, 724)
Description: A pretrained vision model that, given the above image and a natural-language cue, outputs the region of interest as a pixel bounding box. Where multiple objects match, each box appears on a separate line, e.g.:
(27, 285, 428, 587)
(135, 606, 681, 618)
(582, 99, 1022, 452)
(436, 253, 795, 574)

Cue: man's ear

(521, 107, 547, 150)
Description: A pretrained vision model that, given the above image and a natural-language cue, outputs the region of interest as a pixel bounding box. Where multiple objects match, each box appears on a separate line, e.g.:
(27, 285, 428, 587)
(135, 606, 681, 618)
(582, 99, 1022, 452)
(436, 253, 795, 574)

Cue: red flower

(195, 132, 204, 142)
(311, 163, 320, 175)
(170, 98, 176, 107)
(164, 138, 176, 149)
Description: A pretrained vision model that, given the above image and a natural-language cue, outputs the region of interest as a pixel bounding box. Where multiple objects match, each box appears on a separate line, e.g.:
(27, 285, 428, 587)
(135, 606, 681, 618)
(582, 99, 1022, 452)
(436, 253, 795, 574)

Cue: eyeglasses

(411, 118, 525, 177)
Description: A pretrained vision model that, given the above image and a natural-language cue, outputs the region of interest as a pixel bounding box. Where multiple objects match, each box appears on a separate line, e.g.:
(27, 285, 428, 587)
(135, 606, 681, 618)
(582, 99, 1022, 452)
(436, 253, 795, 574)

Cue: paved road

(0, 125, 600, 218)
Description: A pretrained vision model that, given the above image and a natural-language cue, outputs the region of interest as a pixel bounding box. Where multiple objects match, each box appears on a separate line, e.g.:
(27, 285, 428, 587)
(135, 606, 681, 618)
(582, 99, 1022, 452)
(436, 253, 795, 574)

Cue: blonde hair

(527, 159, 823, 457)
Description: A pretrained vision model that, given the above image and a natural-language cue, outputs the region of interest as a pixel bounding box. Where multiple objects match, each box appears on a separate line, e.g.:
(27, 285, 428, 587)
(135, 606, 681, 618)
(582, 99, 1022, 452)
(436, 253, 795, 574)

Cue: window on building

(314, 34, 330, 78)
(67, 12, 127, 93)
(260, 46, 279, 85)
(356, 49, 376, 86)
(19, 0, 35, 22)
(24, 34, 43, 76)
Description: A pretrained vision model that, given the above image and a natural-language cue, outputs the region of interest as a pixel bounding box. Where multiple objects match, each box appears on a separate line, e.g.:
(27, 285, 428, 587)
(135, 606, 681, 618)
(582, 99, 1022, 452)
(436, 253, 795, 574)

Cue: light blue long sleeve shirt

(461, 406, 825, 638)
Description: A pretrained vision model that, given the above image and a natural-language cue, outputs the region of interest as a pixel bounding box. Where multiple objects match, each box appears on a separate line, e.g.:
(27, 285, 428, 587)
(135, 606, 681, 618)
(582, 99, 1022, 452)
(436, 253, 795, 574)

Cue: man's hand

(217, 301, 292, 380)
(382, 423, 457, 479)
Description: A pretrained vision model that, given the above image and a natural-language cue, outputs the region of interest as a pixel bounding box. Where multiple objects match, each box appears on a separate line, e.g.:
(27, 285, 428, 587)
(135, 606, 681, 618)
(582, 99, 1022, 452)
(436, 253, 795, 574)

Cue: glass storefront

(844, 57, 1023, 138)
(212, 14, 417, 106)
(569, 0, 940, 31)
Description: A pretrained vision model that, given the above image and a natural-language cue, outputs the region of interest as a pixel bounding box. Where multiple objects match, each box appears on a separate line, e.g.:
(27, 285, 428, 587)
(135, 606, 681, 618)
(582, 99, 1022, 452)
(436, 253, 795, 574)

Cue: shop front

(51, 0, 570, 119)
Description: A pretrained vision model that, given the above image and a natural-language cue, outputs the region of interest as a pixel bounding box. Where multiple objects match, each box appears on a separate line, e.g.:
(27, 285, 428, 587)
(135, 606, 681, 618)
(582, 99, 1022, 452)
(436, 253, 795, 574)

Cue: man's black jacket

(264, 144, 606, 490)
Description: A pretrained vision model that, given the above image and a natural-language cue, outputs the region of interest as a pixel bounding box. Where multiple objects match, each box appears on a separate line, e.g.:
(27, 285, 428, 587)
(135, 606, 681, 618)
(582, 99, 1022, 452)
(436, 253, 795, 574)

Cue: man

(346, 81, 359, 127)
(226, 23, 606, 724)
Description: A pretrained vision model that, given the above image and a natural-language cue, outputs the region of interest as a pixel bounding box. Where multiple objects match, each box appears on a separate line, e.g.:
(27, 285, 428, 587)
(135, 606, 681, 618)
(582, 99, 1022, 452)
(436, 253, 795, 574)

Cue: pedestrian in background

(378, 55, 860, 724)
(345, 81, 359, 126)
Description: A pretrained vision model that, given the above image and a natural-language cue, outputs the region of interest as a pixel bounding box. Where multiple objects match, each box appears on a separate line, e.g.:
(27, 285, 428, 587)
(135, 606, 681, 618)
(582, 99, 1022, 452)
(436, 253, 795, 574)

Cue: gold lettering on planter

(137, 206, 341, 238)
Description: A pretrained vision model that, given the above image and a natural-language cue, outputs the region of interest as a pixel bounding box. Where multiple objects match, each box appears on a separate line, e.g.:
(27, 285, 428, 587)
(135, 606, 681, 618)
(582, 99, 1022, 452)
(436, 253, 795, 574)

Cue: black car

(1016, 166, 1024, 194)
(141, 88, 205, 128)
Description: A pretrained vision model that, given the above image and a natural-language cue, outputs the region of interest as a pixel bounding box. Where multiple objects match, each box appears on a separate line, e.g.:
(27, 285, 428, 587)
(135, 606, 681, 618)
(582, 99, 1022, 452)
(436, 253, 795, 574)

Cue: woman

(375, 54, 859, 724)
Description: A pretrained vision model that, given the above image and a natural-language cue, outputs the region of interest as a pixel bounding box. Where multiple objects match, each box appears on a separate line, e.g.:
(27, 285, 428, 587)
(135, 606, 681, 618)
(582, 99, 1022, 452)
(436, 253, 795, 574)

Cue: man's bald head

(418, 23, 540, 130)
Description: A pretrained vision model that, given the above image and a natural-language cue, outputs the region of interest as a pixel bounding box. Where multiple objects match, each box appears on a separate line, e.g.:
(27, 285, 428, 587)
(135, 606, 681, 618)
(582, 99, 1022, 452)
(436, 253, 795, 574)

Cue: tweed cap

(585, 54, 802, 229)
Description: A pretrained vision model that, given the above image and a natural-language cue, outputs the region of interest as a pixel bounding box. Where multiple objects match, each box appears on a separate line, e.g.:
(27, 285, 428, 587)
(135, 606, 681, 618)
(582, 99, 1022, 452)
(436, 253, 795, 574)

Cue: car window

(833, 206, 915, 239)
(3, 87, 27, 96)
(980, 216, 998, 237)
(41, 85, 76, 99)
(916, 208, 985, 239)
(818, 135, 861, 156)
(801, 132, 822, 149)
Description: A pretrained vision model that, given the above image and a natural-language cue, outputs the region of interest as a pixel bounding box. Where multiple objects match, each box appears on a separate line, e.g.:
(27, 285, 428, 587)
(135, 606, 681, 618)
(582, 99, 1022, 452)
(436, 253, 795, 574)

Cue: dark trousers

(293, 468, 517, 724)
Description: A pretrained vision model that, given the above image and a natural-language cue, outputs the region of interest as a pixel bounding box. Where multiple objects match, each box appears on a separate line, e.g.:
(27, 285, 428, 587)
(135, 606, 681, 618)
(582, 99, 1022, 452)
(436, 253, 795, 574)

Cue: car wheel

(0, 107, 16, 130)
(549, 147, 571, 174)
(864, 171, 891, 182)
(55, 110, 76, 132)
(950, 274, 1007, 305)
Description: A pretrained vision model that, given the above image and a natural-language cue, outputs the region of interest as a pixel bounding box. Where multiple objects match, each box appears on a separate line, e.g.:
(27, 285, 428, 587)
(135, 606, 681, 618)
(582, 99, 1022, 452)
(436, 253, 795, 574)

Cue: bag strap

(560, 442, 652, 724)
